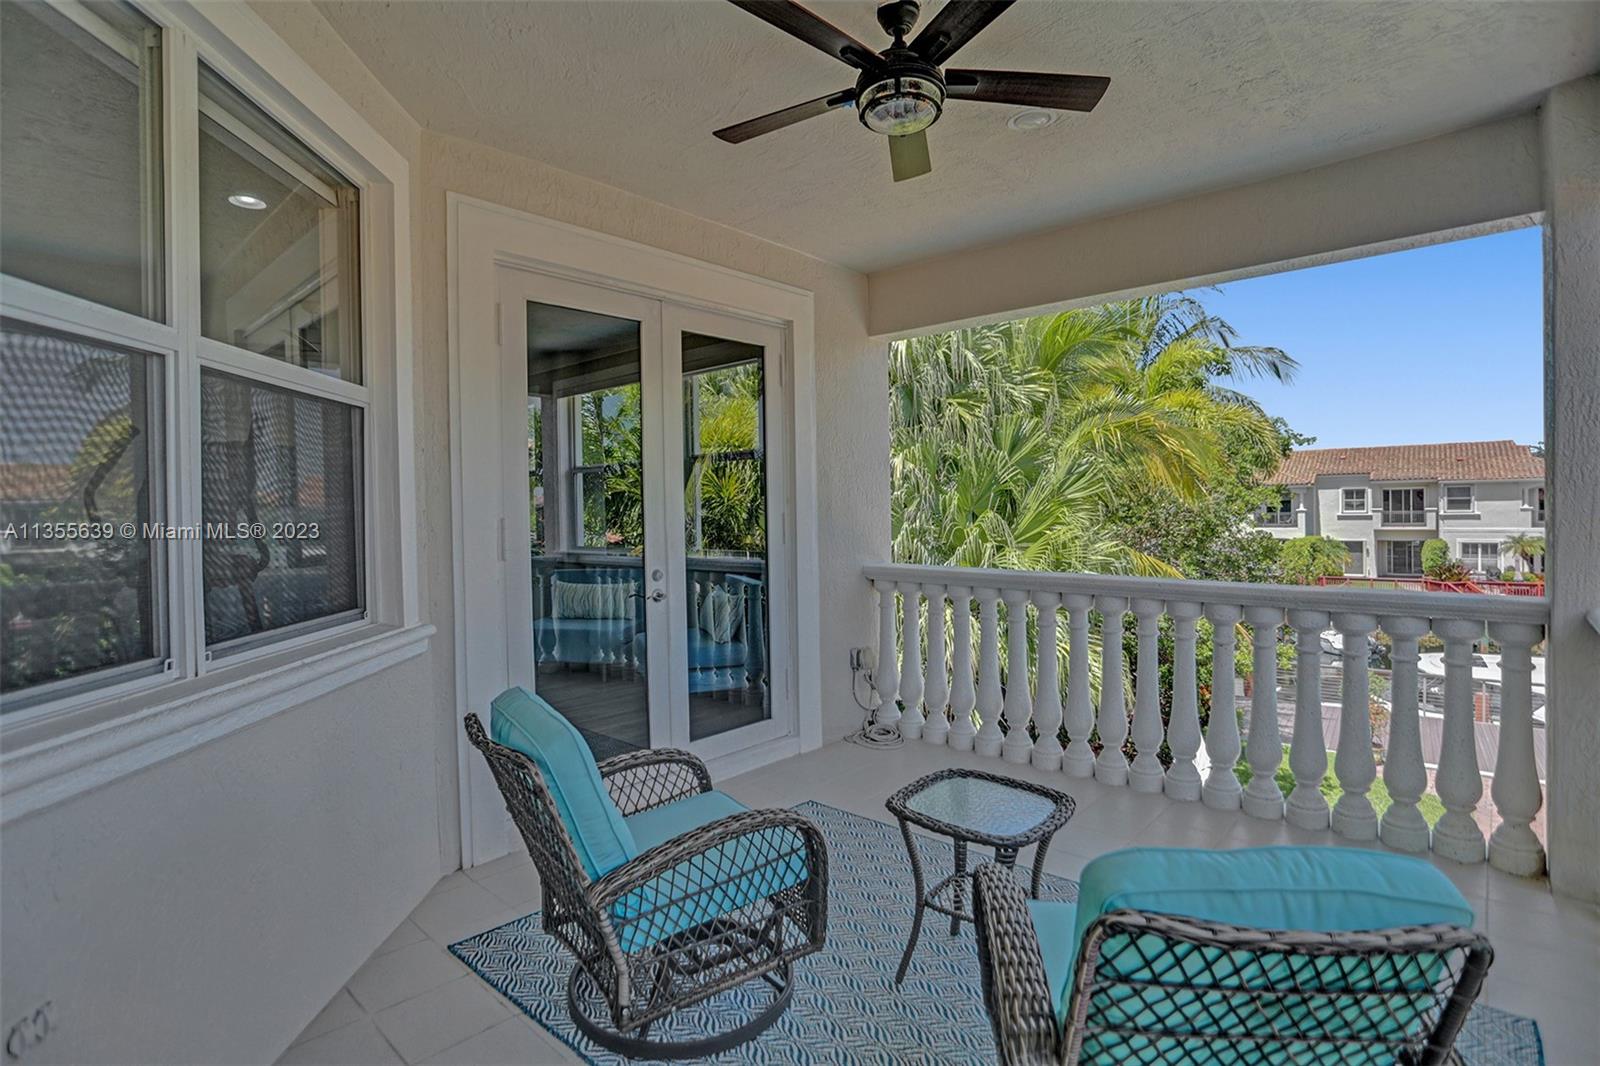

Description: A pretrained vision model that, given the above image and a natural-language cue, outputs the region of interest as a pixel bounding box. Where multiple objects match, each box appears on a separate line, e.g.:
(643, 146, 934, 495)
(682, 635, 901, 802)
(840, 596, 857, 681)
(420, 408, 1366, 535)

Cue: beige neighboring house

(1258, 440, 1545, 578)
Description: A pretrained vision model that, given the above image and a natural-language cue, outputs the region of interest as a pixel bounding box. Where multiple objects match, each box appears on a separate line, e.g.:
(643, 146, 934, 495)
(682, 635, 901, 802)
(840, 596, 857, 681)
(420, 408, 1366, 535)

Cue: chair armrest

(596, 748, 713, 815)
(973, 864, 1061, 1066)
(589, 808, 829, 952)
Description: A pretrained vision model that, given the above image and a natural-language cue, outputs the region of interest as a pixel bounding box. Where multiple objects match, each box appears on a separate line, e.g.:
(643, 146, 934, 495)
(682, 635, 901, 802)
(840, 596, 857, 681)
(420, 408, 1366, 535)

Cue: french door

(498, 268, 792, 764)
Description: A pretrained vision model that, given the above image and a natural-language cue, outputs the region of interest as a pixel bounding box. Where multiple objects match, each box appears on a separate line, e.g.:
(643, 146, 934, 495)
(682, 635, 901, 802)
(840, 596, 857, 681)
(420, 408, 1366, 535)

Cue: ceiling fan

(714, 0, 1109, 181)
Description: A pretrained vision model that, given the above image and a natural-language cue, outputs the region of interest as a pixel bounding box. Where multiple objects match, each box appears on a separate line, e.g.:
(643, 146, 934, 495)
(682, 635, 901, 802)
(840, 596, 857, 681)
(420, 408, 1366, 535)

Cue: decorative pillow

(552, 577, 633, 620)
(698, 582, 744, 644)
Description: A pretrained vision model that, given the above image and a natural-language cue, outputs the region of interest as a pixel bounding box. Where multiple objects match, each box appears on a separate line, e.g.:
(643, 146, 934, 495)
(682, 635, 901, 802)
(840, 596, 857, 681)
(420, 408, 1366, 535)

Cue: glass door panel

(681, 332, 771, 740)
(522, 298, 654, 753)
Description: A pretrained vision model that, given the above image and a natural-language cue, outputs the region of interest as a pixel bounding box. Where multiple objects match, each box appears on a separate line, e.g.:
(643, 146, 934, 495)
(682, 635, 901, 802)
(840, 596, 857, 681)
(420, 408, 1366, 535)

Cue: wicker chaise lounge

(972, 846, 1493, 1066)
(463, 687, 827, 1059)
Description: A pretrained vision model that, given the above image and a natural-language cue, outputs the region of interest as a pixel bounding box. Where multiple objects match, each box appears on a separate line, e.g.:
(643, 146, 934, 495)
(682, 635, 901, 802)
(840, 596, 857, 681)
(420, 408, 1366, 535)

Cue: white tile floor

(280, 739, 1600, 1066)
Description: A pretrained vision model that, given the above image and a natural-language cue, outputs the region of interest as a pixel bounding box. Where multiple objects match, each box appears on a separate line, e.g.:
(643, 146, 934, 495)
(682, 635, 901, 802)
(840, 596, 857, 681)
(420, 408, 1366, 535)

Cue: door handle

(647, 589, 666, 602)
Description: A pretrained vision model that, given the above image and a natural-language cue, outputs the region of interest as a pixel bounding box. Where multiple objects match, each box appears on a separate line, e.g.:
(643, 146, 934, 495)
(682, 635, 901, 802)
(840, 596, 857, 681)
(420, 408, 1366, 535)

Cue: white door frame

(448, 194, 821, 867)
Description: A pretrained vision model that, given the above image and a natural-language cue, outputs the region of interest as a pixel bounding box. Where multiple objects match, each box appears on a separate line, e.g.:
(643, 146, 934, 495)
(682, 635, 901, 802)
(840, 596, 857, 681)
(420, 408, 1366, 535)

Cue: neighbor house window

(1524, 486, 1545, 523)
(1258, 491, 1295, 526)
(1381, 488, 1425, 523)
(2, 15, 373, 711)
(1384, 540, 1424, 576)
(1460, 541, 1500, 574)
(1342, 540, 1365, 575)
(1341, 488, 1367, 513)
(1443, 485, 1474, 512)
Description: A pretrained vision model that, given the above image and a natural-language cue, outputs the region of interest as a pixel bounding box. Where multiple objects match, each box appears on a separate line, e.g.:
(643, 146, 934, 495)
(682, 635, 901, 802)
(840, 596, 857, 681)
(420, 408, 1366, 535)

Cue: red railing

(1316, 576, 1544, 596)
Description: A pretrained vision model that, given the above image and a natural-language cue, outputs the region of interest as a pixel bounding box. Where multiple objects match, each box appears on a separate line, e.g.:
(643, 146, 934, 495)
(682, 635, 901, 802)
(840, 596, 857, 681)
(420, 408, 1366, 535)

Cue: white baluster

(1433, 618, 1487, 863)
(1128, 598, 1166, 793)
(1001, 589, 1035, 764)
(1031, 592, 1064, 772)
(1202, 604, 1244, 811)
(1379, 617, 1431, 852)
(1094, 596, 1129, 786)
(873, 578, 900, 730)
(1488, 620, 1546, 876)
(898, 582, 925, 741)
(974, 588, 1004, 758)
(1242, 606, 1286, 819)
(1330, 612, 1379, 840)
(948, 588, 977, 752)
(1286, 609, 1332, 831)
(1061, 594, 1096, 778)
(1165, 601, 1204, 802)
(921, 584, 951, 746)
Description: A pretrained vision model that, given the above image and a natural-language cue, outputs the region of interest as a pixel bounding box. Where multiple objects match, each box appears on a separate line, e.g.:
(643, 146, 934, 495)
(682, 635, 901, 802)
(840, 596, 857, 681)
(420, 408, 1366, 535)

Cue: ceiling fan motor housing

(856, 52, 946, 135)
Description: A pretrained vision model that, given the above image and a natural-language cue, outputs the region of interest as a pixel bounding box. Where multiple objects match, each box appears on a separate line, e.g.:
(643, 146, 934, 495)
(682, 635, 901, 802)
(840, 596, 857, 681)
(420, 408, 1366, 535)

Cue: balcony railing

(1256, 511, 1297, 527)
(864, 563, 1550, 877)
(1381, 510, 1428, 525)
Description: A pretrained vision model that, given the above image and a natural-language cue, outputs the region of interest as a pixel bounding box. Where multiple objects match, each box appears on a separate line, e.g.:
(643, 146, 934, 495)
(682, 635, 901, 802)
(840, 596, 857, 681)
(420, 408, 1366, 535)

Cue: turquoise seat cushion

(1027, 897, 1080, 1027)
(613, 790, 808, 953)
(1048, 847, 1476, 1063)
(489, 687, 637, 878)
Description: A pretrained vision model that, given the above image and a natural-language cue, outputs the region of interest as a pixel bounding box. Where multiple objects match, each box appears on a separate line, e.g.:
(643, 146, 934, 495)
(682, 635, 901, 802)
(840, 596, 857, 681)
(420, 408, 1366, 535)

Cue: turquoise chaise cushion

(1032, 846, 1475, 1037)
(489, 687, 637, 878)
(614, 790, 808, 953)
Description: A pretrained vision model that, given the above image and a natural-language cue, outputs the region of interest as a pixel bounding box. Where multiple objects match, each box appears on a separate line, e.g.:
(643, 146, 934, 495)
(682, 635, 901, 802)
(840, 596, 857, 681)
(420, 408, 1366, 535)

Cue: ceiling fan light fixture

(858, 75, 944, 136)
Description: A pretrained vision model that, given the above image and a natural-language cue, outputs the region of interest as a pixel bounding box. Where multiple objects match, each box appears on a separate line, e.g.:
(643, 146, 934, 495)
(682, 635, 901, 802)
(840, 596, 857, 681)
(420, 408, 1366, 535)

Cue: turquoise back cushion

(1053, 847, 1476, 1064)
(489, 687, 637, 878)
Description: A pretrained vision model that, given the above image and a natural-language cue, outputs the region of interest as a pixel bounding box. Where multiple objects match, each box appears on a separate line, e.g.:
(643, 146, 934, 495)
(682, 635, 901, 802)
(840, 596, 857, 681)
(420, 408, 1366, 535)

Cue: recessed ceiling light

(1007, 109, 1059, 131)
(227, 193, 267, 210)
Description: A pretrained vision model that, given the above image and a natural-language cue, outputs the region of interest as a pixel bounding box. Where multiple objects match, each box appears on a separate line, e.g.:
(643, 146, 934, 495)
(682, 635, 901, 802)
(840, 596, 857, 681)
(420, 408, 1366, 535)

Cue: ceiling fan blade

(944, 69, 1110, 110)
(909, 1, 1015, 65)
(888, 130, 932, 182)
(725, 1, 882, 70)
(713, 89, 856, 143)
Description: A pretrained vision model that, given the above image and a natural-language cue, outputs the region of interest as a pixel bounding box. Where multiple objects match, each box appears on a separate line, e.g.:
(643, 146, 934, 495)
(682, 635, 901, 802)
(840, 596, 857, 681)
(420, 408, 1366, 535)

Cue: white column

(1165, 601, 1203, 802)
(974, 587, 1004, 758)
(873, 578, 900, 730)
(1242, 606, 1285, 819)
(1379, 616, 1432, 853)
(1202, 604, 1243, 811)
(897, 582, 925, 740)
(1061, 594, 1096, 778)
(1542, 77, 1600, 902)
(1128, 598, 1166, 793)
(1488, 620, 1547, 876)
(947, 588, 977, 752)
(1094, 596, 1129, 786)
(920, 584, 951, 746)
(1330, 612, 1379, 840)
(1433, 618, 1487, 863)
(1285, 609, 1332, 831)
(1031, 591, 1064, 771)
(1000, 589, 1036, 764)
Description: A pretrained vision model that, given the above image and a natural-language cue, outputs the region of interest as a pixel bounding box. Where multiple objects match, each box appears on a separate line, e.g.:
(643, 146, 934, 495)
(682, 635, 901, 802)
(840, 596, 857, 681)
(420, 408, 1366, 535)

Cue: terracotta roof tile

(1271, 440, 1543, 485)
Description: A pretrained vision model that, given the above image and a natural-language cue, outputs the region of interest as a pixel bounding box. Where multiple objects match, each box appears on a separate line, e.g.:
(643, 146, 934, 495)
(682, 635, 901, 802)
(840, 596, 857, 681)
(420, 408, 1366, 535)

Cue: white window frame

(1380, 486, 1426, 524)
(1459, 540, 1501, 574)
(1, 1, 424, 823)
(1523, 485, 1546, 523)
(1442, 484, 1475, 513)
(1341, 487, 1368, 514)
(1341, 540, 1366, 575)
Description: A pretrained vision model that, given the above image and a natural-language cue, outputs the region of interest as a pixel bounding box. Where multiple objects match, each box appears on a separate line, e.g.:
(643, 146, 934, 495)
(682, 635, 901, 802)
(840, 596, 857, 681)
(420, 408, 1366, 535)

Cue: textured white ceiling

(316, 0, 1599, 273)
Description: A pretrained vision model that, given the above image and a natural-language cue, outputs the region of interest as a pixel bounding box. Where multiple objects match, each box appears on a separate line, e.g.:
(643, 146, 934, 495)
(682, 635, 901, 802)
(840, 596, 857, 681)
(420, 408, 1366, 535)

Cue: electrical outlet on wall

(851, 646, 877, 673)
(5, 1002, 56, 1060)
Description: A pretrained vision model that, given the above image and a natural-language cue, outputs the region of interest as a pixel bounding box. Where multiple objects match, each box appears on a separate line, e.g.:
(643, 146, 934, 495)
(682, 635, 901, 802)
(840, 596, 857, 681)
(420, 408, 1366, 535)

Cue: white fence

(864, 563, 1551, 877)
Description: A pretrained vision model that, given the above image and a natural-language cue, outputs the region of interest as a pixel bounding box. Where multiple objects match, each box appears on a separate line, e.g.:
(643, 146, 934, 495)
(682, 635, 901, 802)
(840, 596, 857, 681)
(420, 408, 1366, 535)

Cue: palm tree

(1501, 533, 1546, 578)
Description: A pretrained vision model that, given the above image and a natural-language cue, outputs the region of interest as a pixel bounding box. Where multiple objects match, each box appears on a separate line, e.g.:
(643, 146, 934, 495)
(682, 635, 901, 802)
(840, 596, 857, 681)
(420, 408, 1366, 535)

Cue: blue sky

(1197, 226, 1544, 450)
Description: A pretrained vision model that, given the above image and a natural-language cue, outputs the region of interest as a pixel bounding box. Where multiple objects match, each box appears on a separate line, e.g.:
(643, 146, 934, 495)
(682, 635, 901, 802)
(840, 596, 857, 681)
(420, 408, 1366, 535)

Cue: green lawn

(1234, 747, 1446, 826)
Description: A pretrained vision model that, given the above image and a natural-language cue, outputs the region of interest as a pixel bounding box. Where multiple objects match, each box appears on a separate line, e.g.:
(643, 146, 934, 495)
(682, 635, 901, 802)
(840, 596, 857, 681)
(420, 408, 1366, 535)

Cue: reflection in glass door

(524, 299, 654, 753)
(681, 332, 771, 740)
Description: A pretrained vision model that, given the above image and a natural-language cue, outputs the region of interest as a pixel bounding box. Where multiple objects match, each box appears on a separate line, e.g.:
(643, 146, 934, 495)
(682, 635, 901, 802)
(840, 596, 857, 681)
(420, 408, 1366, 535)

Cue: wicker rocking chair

(972, 847, 1493, 1066)
(463, 689, 827, 1060)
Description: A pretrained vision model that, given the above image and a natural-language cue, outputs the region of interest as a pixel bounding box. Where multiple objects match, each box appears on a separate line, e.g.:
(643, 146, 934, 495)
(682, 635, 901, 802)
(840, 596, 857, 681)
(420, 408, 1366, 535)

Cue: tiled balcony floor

(280, 739, 1600, 1065)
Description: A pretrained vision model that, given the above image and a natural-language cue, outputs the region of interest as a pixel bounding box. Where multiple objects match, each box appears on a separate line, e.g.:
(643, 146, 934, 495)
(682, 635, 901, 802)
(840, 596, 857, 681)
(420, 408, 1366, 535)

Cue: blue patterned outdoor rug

(451, 801, 1542, 1065)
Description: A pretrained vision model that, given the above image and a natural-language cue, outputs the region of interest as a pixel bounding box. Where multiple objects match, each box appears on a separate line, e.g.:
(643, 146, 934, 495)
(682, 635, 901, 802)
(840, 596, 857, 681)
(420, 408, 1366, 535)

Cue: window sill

(0, 622, 433, 824)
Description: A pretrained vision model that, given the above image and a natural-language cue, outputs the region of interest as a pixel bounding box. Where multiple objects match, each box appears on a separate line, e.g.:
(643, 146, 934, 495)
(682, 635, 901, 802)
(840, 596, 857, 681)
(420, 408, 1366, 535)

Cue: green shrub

(1279, 536, 1349, 585)
(1421, 538, 1450, 577)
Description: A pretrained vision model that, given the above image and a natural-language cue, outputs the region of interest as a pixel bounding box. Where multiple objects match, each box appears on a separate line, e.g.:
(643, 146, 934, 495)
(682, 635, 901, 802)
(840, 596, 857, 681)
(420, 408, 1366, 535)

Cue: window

(1257, 491, 1295, 527)
(1383, 540, 1424, 576)
(571, 384, 643, 552)
(1341, 487, 1368, 513)
(1460, 541, 1500, 575)
(1525, 486, 1545, 523)
(1342, 540, 1365, 575)
(2, 13, 377, 713)
(1443, 485, 1474, 512)
(1381, 487, 1425, 524)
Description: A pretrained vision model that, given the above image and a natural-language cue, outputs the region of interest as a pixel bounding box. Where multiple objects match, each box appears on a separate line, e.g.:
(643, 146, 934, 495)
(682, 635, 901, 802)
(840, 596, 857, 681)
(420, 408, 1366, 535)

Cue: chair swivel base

(567, 962, 794, 1060)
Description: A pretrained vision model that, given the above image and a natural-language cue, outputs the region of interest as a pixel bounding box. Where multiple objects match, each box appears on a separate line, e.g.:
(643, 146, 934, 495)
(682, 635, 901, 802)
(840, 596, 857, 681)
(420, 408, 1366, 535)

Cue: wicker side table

(886, 768, 1075, 985)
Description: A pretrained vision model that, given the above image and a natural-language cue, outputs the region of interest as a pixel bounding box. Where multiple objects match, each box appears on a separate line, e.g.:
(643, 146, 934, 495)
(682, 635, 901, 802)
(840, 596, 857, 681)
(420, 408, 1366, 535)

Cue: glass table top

(902, 776, 1062, 838)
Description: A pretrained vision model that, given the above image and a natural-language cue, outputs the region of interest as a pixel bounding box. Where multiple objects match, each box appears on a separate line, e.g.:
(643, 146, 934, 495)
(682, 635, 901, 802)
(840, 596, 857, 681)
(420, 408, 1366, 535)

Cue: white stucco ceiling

(316, 0, 1599, 273)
